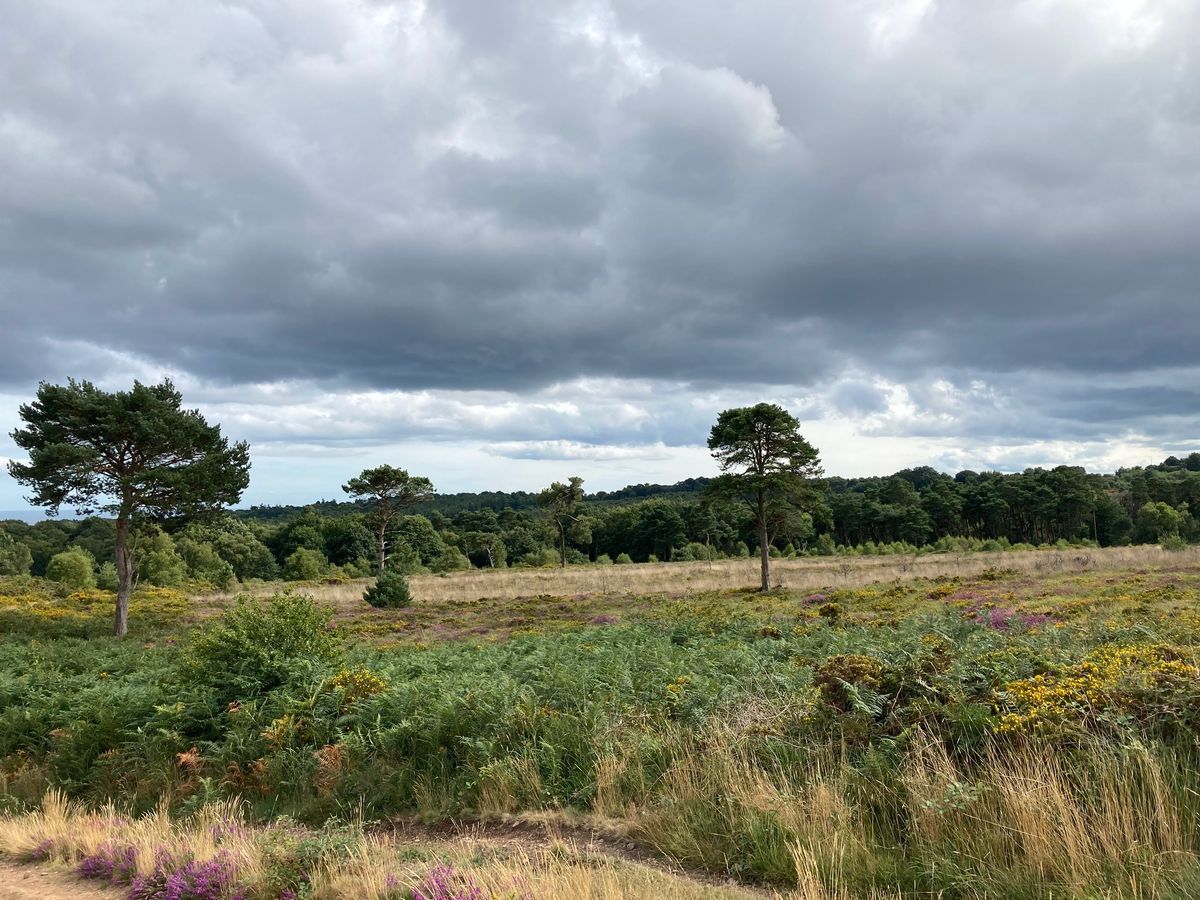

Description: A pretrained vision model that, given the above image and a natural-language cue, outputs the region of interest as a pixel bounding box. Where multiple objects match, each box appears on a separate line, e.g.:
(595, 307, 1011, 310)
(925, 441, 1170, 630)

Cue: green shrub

(135, 526, 186, 587)
(363, 570, 412, 608)
(1161, 533, 1189, 552)
(595, 553, 613, 566)
(175, 536, 236, 589)
(283, 547, 329, 581)
(0, 532, 32, 576)
(45, 547, 96, 589)
(525, 547, 561, 568)
(96, 561, 119, 591)
(615, 552, 633, 565)
(182, 591, 339, 698)
(388, 545, 428, 576)
(430, 547, 472, 573)
(342, 557, 374, 578)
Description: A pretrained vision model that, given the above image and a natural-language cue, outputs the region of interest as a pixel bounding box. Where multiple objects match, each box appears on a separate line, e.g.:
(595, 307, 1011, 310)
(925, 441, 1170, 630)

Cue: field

(4, 546, 1200, 898)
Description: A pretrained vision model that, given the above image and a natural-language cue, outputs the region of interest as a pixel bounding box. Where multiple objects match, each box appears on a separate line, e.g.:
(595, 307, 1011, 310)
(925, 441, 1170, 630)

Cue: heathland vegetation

(4, 379, 1200, 898)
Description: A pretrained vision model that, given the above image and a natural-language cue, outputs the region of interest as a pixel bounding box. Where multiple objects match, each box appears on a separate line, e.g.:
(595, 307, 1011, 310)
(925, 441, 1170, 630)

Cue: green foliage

(182, 591, 339, 699)
(615, 552, 633, 564)
(708, 403, 822, 590)
(0, 531, 33, 576)
(283, 548, 329, 581)
(386, 545, 429, 575)
(522, 547, 562, 568)
(175, 535, 237, 588)
(200, 519, 279, 581)
(362, 570, 412, 608)
(45, 547, 96, 589)
(134, 526, 187, 587)
(539, 476, 585, 566)
(431, 546, 472, 572)
(6, 378, 249, 635)
(1136, 501, 1185, 543)
(96, 561, 119, 591)
(343, 464, 434, 573)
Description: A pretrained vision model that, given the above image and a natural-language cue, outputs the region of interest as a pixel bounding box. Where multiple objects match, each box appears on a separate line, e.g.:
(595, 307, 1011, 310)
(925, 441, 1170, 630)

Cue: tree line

(3, 379, 1198, 635)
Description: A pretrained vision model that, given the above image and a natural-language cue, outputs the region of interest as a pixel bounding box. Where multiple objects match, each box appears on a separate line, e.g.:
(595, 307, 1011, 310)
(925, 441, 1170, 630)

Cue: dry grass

(208, 544, 1199, 611)
(0, 791, 770, 899)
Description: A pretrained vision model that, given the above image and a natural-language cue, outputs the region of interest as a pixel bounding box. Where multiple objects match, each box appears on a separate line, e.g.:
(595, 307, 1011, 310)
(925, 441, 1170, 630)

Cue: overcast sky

(2, 0, 1198, 508)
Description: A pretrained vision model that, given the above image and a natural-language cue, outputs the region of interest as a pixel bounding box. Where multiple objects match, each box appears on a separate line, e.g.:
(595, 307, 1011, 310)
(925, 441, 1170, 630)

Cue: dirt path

(0, 860, 123, 899)
(380, 816, 774, 896)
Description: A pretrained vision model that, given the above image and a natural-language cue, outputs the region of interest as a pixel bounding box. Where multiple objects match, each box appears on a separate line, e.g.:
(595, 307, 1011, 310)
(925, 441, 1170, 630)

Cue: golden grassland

(212, 543, 1200, 608)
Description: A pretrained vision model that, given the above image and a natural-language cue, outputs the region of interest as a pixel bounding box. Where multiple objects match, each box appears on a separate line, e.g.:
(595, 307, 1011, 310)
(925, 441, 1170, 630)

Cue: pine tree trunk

(759, 520, 770, 592)
(114, 515, 133, 637)
(377, 528, 387, 574)
(758, 492, 770, 592)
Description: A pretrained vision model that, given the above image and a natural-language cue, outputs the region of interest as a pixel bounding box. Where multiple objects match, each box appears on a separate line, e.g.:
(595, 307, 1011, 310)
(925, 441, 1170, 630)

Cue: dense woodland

(3, 454, 1199, 587)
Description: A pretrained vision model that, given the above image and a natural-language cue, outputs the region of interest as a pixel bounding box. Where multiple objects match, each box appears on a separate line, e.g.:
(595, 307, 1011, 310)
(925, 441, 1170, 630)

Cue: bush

(342, 557, 374, 578)
(96, 561, 119, 591)
(45, 547, 96, 589)
(0, 532, 32, 576)
(615, 553, 633, 565)
(388, 545, 428, 576)
(283, 547, 329, 581)
(595, 553, 614, 566)
(175, 536, 236, 589)
(135, 526, 187, 587)
(182, 591, 339, 698)
(1161, 533, 1189, 552)
(524, 547, 562, 568)
(430, 547, 472, 573)
(363, 570, 412, 608)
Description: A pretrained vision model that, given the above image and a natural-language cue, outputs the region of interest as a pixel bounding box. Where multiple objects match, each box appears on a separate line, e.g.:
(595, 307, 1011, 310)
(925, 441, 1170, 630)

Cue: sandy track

(0, 860, 122, 899)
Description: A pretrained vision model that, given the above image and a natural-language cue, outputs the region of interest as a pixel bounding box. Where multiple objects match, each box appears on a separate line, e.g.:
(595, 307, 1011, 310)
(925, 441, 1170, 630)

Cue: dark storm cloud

(2, 0, 1199, 448)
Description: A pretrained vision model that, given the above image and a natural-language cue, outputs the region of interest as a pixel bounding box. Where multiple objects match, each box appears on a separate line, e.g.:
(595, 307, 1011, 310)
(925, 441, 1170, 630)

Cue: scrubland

(4, 547, 1200, 898)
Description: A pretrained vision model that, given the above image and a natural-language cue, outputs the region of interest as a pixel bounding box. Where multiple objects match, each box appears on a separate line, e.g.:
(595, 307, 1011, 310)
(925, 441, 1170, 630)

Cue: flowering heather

(130, 849, 239, 900)
(801, 592, 827, 604)
(947, 589, 989, 603)
(78, 843, 138, 884)
(972, 605, 1052, 631)
(25, 838, 55, 862)
(590, 613, 620, 625)
(412, 864, 487, 900)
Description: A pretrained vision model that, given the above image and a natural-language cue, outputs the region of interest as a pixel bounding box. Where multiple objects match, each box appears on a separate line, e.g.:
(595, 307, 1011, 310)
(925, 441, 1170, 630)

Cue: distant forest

(3, 455, 1199, 586)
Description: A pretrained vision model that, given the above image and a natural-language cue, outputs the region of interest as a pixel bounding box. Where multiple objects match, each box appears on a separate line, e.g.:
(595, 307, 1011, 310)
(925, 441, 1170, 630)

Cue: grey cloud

(1, 0, 1198, 453)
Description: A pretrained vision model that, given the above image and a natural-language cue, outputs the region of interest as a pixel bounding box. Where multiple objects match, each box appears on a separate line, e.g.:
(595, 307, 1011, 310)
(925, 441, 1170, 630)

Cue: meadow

(3, 546, 1200, 898)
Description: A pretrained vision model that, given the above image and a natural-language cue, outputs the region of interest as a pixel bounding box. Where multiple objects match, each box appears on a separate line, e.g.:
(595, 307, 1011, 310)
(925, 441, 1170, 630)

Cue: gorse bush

(45, 547, 96, 589)
(182, 591, 339, 699)
(363, 570, 412, 608)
